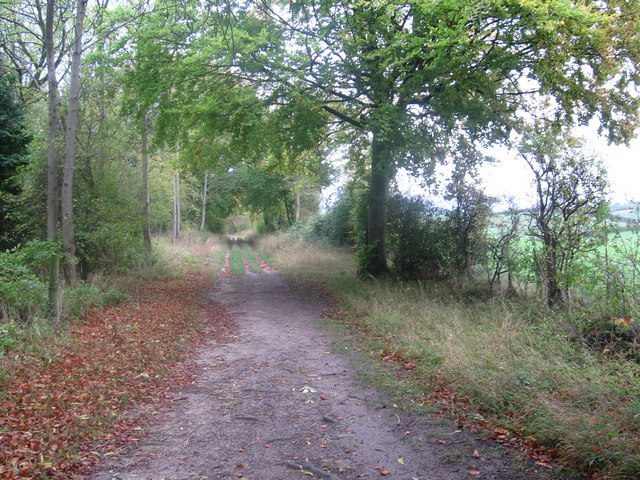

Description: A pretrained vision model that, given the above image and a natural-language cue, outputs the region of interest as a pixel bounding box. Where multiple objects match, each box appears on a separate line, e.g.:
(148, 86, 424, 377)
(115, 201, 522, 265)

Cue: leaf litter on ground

(0, 271, 234, 479)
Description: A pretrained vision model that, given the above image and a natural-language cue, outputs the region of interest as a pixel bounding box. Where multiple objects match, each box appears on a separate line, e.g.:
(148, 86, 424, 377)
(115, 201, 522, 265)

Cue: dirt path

(90, 270, 574, 480)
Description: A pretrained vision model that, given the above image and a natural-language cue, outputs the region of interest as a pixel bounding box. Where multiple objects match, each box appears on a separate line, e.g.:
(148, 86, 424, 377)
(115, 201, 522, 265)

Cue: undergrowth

(257, 233, 640, 480)
(0, 233, 227, 478)
(0, 234, 227, 358)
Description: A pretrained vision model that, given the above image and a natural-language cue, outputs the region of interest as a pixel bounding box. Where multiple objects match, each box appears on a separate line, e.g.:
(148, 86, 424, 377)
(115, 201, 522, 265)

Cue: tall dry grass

(258, 233, 640, 480)
(258, 232, 357, 280)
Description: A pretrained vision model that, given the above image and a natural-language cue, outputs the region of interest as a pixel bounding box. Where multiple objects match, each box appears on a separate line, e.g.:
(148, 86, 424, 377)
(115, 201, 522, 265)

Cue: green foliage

(0, 321, 19, 352)
(387, 195, 456, 280)
(307, 188, 358, 247)
(269, 0, 640, 276)
(233, 166, 294, 231)
(520, 127, 609, 306)
(12, 239, 63, 279)
(62, 283, 102, 321)
(100, 286, 131, 307)
(445, 161, 494, 275)
(570, 224, 640, 360)
(0, 73, 31, 189)
(0, 71, 32, 250)
(0, 251, 47, 321)
(479, 209, 522, 294)
(75, 210, 146, 275)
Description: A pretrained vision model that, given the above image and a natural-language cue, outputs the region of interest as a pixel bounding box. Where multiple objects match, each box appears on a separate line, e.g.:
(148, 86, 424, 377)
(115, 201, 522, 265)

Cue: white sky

(324, 134, 639, 212)
(478, 136, 640, 209)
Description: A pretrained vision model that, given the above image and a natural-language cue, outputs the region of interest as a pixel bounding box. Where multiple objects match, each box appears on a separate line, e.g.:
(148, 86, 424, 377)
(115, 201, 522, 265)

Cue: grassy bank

(258, 233, 640, 480)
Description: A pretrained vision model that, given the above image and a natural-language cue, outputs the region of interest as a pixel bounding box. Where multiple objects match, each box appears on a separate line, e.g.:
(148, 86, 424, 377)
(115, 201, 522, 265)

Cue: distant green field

(484, 210, 639, 277)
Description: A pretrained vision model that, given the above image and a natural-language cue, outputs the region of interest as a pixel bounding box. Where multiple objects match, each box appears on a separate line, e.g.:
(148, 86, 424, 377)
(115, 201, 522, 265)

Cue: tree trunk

(45, 0, 60, 316)
(295, 190, 301, 221)
(48, 253, 60, 318)
(142, 113, 152, 250)
(200, 171, 208, 231)
(544, 238, 564, 307)
(61, 0, 87, 283)
(45, 0, 59, 241)
(172, 172, 180, 243)
(362, 134, 392, 277)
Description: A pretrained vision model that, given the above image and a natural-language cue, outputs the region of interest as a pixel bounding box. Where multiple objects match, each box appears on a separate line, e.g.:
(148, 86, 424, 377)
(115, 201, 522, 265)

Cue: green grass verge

(258, 232, 640, 480)
(241, 244, 262, 273)
(230, 246, 246, 276)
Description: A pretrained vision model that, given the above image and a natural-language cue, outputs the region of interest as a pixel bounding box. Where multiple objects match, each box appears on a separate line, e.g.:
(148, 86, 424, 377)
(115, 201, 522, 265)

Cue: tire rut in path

(90, 270, 572, 480)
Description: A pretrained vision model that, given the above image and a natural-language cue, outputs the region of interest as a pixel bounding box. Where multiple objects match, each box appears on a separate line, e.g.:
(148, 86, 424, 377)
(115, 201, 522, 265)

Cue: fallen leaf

(397, 457, 405, 465)
(472, 450, 480, 458)
(470, 471, 481, 476)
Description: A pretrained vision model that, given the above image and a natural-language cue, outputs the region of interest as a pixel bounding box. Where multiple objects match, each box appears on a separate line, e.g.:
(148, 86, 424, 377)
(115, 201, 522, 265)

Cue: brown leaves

(373, 466, 392, 475)
(0, 272, 231, 479)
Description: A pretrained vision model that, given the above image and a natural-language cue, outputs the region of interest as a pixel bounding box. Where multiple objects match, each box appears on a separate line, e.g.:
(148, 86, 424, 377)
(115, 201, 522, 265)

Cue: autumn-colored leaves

(0, 272, 221, 479)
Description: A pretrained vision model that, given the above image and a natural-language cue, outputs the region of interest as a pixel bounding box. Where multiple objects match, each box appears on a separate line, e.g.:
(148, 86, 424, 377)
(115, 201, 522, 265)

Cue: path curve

(90, 270, 572, 480)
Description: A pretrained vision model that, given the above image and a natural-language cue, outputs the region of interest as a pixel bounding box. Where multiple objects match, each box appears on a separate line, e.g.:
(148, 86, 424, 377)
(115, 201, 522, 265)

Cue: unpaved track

(90, 270, 572, 480)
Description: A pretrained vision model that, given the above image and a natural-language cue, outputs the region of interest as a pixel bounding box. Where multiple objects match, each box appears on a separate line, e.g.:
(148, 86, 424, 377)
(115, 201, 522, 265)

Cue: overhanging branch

(321, 105, 364, 129)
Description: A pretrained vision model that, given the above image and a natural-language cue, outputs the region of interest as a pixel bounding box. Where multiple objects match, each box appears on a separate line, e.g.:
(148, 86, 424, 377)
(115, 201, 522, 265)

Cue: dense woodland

(1, 1, 640, 478)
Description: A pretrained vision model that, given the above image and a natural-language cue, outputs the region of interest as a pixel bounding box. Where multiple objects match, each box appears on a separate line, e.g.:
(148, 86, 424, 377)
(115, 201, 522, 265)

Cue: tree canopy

(255, 0, 640, 274)
(0, 0, 638, 277)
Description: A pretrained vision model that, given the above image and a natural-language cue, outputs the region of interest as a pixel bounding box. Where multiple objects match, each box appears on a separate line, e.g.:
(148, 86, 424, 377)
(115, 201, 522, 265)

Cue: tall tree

(45, 0, 61, 241)
(142, 112, 152, 249)
(258, 0, 640, 276)
(172, 171, 181, 242)
(0, 0, 74, 103)
(200, 171, 208, 231)
(60, 0, 87, 282)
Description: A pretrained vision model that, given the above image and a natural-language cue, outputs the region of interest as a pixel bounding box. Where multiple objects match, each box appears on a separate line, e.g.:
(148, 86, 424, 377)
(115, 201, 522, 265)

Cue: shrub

(101, 287, 131, 307)
(386, 195, 456, 279)
(0, 251, 47, 321)
(63, 283, 102, 321)
(76, 223, 146, 275)
(13, 239, 63, 280)
(0, 322, 19, 351)
(308, 190, 357, 247)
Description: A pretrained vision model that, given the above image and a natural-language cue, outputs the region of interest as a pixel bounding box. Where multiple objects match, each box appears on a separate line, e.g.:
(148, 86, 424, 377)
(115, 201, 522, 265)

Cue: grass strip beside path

(229, 246, 245, 276)
(0, 270, 229, 479)
(258, 233, 640, 480)
(241, 244, 262, 273)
